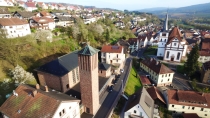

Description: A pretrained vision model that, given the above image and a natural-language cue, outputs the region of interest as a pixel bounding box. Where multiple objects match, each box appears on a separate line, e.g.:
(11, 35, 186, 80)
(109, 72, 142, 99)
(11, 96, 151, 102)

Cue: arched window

(166, 51, 169, 58)
(134, 110, 136, 113)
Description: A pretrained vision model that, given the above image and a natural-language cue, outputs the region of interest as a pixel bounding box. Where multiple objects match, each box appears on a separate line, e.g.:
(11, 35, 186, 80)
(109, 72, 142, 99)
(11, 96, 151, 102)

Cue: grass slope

(124, 66, 142, 96)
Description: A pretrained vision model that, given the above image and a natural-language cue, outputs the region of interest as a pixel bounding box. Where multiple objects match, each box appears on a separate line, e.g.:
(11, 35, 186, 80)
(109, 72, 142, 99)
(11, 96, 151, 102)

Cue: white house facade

(140, 58, 174, 86)
(53, 102, 80, 118)
(101, 45, 125, 65)
(157, 32, 169, 57)
(124, 87, 154, 118)
(0, 18, 31, 38)
(167, 90, 210, 118)
(163, 27, 188, 62)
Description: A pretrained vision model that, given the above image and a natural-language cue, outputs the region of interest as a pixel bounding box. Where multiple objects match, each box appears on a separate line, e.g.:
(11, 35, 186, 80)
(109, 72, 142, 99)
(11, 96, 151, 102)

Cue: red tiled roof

(141, 58, 174, 74)
(140, 75, 151, 85)
(0, 18, 28, 26)
(167, 89, 210, 108)
(0, 84, 80, 118)
(147, 86, 166, 104)
(167, 27, 183, 45)
(202, 40, 210, 50)
(183, 113, 199, 118)
(32, 17, 54, 23)
(101, 45, 123, 53)
(25, 2, 36, 7)
(199, 50, 210, 56)
(40, 11, 51, 16)
(128, 38, 138, 45)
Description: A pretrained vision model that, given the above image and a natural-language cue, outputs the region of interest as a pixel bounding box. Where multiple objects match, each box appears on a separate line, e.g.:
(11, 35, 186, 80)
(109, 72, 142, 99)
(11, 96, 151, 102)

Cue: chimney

(32, 90, 37, 97)
(45, 86, 49, 92)
(36, 84, 40, 89)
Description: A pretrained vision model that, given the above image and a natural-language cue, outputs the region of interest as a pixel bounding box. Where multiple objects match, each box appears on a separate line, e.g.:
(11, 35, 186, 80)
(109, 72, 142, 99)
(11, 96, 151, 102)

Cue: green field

(124, 66, 142, 96)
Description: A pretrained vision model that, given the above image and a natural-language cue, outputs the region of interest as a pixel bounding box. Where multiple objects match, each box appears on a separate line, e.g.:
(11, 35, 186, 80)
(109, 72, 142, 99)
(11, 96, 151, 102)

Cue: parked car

(120, 69, 124, 73)
(113, 78, 119, 84)
(108, 85, 114, 92)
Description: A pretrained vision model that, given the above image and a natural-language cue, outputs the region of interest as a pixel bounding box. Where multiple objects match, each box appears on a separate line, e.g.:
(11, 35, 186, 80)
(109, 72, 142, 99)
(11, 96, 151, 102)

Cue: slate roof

(0, 18, 28, 26)
(36, 51, 78, 77)
(15, 11, 35, 18)
(78, 45, 99, 56)
(125, 87, 154, 118)
(57, 16, 74, 21)
(101, 45, 123, 53)
(0, 84, 80, 118)
(98, 62, 111, 70)
(167, 89, 210, 108)
(167, 27, 183, 45)
(0, 8, 10, 14)
(141, 58, 174, 74)
(147, 86, 166, 104)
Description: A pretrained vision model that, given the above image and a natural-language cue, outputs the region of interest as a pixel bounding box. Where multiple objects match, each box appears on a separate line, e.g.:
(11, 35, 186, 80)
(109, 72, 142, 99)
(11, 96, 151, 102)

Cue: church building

(157, 12, 188, 62)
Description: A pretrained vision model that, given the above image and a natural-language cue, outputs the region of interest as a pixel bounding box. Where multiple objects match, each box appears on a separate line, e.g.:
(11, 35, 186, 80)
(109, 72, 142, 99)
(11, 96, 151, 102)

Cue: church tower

(77, 45, 100, 115)
(163, 10, 168, 31)
(157, 11, 169, 57)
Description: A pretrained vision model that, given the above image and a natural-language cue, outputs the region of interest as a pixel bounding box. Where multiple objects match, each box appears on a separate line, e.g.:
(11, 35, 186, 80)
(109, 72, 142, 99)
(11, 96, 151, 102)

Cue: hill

(136, 2, 210, 18)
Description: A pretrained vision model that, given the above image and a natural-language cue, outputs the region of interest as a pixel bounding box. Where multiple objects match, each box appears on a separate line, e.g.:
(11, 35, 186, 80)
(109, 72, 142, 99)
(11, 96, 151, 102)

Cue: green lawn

(143, 46, 157, 56)
(124, 66, 142, 96)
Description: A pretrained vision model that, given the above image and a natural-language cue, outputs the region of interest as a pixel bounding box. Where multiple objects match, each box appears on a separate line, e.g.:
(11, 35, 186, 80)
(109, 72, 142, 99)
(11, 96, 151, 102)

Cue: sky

(41, 0, 210, 10)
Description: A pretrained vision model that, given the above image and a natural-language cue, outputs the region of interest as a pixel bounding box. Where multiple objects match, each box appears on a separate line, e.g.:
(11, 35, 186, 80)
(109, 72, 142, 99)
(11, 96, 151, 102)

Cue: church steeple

(163, 10, 168, 31)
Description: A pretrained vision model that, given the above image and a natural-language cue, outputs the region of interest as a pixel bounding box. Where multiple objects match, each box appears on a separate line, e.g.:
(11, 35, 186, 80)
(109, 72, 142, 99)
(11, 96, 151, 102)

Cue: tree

(72, 25, 80, 39)
(10, 65, 36, 85)
(184, 44, 199, 77)
(105, 29, 110, 41)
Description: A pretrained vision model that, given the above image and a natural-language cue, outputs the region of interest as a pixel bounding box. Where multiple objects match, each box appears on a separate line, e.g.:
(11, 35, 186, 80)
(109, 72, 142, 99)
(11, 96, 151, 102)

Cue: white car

(120, 69, 124, 73)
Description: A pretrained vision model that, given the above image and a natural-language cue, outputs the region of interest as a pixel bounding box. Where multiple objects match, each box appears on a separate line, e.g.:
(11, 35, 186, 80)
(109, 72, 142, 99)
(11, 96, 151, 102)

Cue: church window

(177, 52, 180, 60)
(160, 39, 162, 42)
(166, 51, 169, 58)
(72, 70, 76, 84)
(174, 43, 176, 46)
(76, 67, 79, 81)
(164, 39, 166, 42)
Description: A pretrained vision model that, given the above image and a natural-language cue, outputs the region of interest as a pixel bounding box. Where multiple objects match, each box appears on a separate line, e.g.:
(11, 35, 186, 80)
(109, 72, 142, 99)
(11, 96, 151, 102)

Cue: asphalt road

(94, 58, 132, 118)
(172, 78, 192, 90)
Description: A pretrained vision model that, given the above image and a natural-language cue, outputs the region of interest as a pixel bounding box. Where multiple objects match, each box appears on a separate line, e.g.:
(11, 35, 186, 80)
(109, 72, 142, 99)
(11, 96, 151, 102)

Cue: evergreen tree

(105, 29, 110, 41)
(184, 44, 199, 77)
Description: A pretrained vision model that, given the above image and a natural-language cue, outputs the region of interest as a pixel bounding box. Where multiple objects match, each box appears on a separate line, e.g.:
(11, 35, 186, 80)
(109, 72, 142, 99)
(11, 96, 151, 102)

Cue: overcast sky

(40, 0, 210, 10)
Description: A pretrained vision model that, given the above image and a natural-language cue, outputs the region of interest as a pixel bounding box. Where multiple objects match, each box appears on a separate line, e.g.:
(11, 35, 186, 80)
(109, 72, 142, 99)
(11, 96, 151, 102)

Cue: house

(124, 87, 154, 118)
(29, 17, 55, 30)
(198, 38, 210, 63)
(0, 84, 81, 118)
(24, 2, 37, 12)
(166, 89, 210, 118)
(138, 35, 148, 47)
(36, 11, 52, 18)
(58, 4, 66, 10)
(201, 61, 210, 84)
(0, 18, 31, 38)
(17, 0, 25, 7)
(13, 11, 35, 20)
(0, 8, 11, 18)
(55, 16, 74, 27)
(37, 2, 48, 9)
(147, 86, 166, 105)
(140, 58, 174, 86)
(35, 51, 80, 93)
(49, 3, 58, 10)
(139, 75, 151, 86)
(50, 11, 71, 17)
(83, 16, 96, 24)
(114, 20, 125, 28)
(101, 45, 125, 65)
(127, 38, 139, 53)
(98, 62, 111, 78)
(0, 0, 14, 6)
(115, 39, 130, 54)
(163, 27, 188, 62)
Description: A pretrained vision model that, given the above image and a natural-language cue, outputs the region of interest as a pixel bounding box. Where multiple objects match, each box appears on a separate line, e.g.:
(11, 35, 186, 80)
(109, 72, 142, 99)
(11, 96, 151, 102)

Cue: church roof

(78, 45, 99, 56)
(98, 62, 111, 70)
(166, 27, 183, 45)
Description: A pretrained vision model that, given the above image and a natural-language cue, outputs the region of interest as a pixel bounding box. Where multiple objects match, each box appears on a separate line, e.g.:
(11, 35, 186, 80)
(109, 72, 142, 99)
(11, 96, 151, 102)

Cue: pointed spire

(163, 9, 169, 31)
